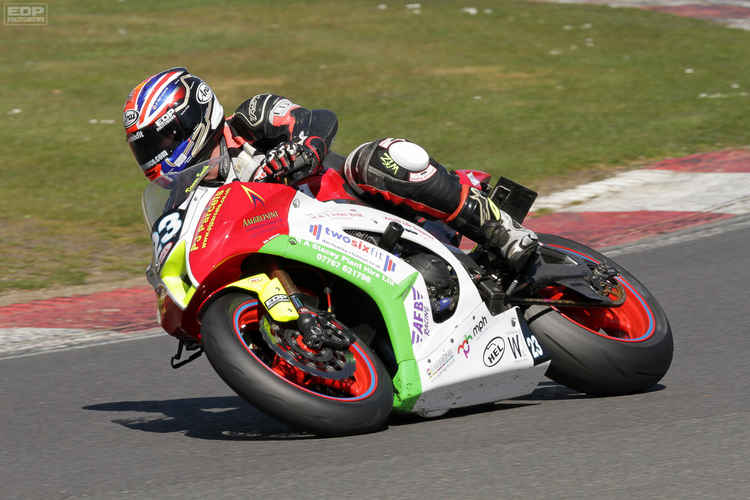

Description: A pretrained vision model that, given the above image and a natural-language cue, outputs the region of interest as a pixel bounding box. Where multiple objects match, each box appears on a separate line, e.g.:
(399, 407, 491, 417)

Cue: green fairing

(259, 235, 423, 411)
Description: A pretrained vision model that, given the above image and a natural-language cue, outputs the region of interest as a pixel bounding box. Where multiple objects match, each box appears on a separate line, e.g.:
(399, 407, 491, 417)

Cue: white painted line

(535, 170, 750, 214)
(0, 328, 164, 361)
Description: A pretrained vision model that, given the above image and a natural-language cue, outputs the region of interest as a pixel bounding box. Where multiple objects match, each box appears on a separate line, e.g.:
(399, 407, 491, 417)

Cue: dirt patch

(425, 66, 536, 79)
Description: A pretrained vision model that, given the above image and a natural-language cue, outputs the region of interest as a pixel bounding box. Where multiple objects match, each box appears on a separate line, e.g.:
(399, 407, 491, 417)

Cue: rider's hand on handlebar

(258, 141, 313, 180)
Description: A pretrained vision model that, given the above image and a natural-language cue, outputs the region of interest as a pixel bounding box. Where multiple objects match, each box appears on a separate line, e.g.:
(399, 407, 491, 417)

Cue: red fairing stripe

(315, 169, 359, 202)
(359, 185, 451, 220)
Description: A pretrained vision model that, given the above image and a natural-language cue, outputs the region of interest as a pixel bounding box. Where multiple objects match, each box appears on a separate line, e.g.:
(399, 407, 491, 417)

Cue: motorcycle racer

(124, 67, 538, 271)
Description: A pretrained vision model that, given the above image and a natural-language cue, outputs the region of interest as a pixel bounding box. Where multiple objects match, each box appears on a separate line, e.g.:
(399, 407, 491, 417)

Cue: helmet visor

(127, 116, 189, 171)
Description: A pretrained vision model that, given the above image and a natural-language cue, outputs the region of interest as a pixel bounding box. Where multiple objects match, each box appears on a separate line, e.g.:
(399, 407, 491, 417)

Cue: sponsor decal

(426, 348, 455, 381)
(306, 209, 364, 220)
(127, 130, 144, 143)
(483, 336, 505, 367)
(383, 255, 396, 272)
(379, 152, 401, 175)
(456, 315, 488, 358)
(314, 250, 374, 284)
(309, 224, 323, 239)
(185, 163, 213, 193)
(466, 171, 481, 188)
(410, 287, 431, 344)
(309, 243, 391, 285)
(340, 259, 373, 283)
(409, 164, 437, 183)
(242, 210, 279, 227)
(246, 95, 262, 125)
(123, 109, 138, 128)
(270, 98, 294, 119)
(457, 337, 471, 358)
(143, 150, 168, 169)
(305, 226, 398, 283)
(506, 331, 544, 361)
(507, 334, 526, 360)
(191, 187, 231, 251)
(241, 185, 265, 208)
(195, 82, 212, 104)
(309, 224, 386, 260)
(155, 108, 176, 131)
(264, 293, 289, 310)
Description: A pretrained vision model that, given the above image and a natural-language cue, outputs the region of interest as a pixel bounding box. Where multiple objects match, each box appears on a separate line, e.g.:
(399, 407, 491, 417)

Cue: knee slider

(344, 138, 432, 193)
(381, 138, 430, 172)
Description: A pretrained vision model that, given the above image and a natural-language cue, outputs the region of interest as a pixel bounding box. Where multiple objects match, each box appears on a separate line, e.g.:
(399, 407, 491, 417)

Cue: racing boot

(448, 187, 539, 272)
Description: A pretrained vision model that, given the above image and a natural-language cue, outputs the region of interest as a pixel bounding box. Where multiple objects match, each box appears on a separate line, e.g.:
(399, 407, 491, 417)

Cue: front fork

(170, 260, 347, 369)
(267, 265, 354, 351)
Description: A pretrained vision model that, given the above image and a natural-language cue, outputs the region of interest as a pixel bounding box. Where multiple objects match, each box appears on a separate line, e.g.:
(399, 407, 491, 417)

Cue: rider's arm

(229, 94, 338, 173)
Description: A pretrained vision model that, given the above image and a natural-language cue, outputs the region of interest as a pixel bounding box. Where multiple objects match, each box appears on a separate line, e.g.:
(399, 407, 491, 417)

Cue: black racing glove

(263, 142, 301, 177)
(256, 139, 322, 182)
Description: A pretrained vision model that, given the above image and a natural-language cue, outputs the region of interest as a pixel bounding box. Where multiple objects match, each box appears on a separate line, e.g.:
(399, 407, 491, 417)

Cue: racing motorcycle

(141, 148, 673, 436)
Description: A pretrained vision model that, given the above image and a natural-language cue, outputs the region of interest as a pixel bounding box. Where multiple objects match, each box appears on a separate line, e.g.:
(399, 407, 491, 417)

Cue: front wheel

(524, 234, 673, 396)
(201, 292, 393, 436)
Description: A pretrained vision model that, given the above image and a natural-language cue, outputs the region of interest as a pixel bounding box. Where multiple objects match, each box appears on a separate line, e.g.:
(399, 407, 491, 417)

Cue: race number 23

(520, 321, 550, 365)
(152, 210, 183, 265)
(525, 335, 544, 359)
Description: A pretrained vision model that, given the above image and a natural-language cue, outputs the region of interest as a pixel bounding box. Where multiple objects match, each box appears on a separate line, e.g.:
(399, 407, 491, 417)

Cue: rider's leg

(344, 138, 538, 271)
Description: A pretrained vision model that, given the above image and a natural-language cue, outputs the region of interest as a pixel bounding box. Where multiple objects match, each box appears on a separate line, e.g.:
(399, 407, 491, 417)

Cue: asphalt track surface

(2, 220, 749, 499)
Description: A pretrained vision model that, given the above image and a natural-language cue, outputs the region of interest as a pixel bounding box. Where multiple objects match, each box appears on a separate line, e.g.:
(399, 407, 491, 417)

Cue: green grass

(2, 0, 750, 293)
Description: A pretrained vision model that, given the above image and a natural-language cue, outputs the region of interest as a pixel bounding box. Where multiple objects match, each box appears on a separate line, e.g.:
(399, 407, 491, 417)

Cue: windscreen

(140, 154, 228, 231)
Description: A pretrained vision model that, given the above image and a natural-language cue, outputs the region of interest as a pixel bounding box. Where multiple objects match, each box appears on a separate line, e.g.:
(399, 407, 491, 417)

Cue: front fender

(197, 273, 299, 325)
(257, 234, 423, 411)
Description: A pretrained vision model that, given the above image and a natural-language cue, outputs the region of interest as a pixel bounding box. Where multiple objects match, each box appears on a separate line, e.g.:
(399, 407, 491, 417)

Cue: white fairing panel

(412, 307, 549, 415)
(285, 193, 549, 414)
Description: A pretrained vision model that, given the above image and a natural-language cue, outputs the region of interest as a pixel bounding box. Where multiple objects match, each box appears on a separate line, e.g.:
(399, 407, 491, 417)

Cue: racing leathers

(221, 93, 539, 271)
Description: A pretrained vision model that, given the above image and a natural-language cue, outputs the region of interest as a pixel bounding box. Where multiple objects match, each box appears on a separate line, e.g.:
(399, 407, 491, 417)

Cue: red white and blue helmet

(123, 67, 224, 182)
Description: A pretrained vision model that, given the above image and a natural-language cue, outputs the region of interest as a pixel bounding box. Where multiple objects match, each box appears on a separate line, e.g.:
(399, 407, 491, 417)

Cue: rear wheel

(525, 234, 673, 396)
(202, 292, 393, 436)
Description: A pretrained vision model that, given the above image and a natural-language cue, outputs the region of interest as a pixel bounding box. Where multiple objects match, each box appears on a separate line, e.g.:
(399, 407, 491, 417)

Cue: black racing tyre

(524, 234, 673, 396)
(202, 292, 393, 436)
